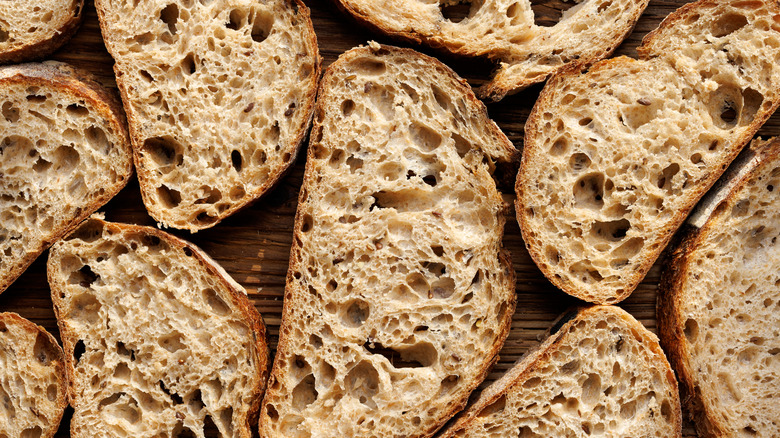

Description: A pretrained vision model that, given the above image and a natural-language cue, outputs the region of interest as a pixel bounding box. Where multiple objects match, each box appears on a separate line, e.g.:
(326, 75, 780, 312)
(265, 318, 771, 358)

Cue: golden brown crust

(0, 312, 68, 438)
(657, 137, 780, 437)
(261, 43, 517, 438)
(440, 305, 682, 437)
(0, 1, 84, 64)
(94, 0, 321, 231)
(0, 62, 133, 295)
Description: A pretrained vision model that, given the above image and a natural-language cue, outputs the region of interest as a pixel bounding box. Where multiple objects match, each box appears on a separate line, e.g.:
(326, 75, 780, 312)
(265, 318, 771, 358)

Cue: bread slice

(333, 0, 649, 101)
(259, 43, 519, 438)
(0, 62, 133, 295)
(517, 0, 780, 304)
(0, 312, 68, 438)
(94, 0, 320, 231)
(658, 137, 780, 437)
(47, 218, 269, 438)
(0, 1, 83, 64)
(440, 305, 682, 438)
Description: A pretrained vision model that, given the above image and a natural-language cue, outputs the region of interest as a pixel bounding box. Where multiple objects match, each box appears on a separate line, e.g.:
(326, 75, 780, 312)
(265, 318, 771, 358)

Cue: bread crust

(657, 137, 780, 437)
(517, 0, 780, 304)
(47, 218, 269, 438)
(0, 1, 84, 64)
(260, 43, 518, 438)
(440, 305, 683, 437)
(0, 62, 133, 295)
(0, 312, 68, 438)
(94, 0, 321, 231)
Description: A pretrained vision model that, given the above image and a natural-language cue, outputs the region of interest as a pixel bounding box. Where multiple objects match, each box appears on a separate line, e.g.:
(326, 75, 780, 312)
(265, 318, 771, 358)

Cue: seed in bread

(259, 44, 519, 438)
(0, 62, 133, 295)
(0, 1, 83, 64)
(0, 312, 68, 438)
(658, 137, 780, 437)
(440, 306, 682, 438)
(94, 0, 320, 231)
(48, 218, 269, 438)
(333, 0, 649, 101)
(517, 0, 780, 304)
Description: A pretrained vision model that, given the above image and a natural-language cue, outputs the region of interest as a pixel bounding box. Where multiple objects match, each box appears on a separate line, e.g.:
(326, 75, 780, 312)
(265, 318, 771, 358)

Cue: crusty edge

(259, 43, 518, 438)
(46, 218, 269, 438)
(0, 1, 84, 64)
(657, 137, 780, 438)
(94, 0, 321, 232)
(0, 62, 133, 295)
(0, 312, 68, 438)
(440, 305, 682, 437)
(517, 46, 780, 304)
(637, 0, 729, 60)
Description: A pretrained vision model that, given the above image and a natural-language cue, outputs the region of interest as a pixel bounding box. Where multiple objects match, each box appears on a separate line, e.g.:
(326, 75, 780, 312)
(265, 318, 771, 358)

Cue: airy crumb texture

(0, 1, 83, 64)
(440, 306, 682, 438)
(95, 0, 320, 231)
(0, 313, 67, 438)
(48, 219, 269, 438)
(659, 137, 780, 437)
(259, 44, 518, 438)
(518, 0, 780, 304)
(334, 0, 649, 100)
(0, 62, 133, 295)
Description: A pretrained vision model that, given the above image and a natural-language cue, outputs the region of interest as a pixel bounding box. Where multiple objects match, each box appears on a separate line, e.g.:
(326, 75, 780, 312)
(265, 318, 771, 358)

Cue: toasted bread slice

(259, 44, 518, 438)
(658, 137, 780, 437)
(94, 0, 320, 231)
(0, 62, 133, 295)
(517, 0, 780, 304)
(0, 1, 83, 64)
(48, 218, 269, 438)
(333, 0, 649, 101)
(441, 305, 682, 438)
(0, 313, 68, 438)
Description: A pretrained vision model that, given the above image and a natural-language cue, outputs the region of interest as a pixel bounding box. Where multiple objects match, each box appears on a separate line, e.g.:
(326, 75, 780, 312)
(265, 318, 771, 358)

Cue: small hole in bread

(573, 172, 605, 210)
(531, 0, 580, 27)
(440, 1, 472, 23)
(157, 185, 182, 208)
(1, 102, 19, 122)
(66, 103, 89, 117)
(712, 13, 749, 38)
(250, 8, 273, 43)
(0, 27, 8, 43)
(73, 340, 86, 363)
(231, 150, 243, 172)
(160, 4, 179, 34)
(292, 374, 318, 410)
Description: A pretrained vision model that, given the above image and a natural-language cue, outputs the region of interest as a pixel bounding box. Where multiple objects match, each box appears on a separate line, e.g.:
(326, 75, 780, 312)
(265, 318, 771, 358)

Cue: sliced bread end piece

(658, 136, 780, 437)
(0, 1, 83, 64)
(0, 312, 68, 438)
(0, 62, 133, 295)
(95, 0, 321, 231)
(441, 305, 682, 438)
(48, 218, 269, 438)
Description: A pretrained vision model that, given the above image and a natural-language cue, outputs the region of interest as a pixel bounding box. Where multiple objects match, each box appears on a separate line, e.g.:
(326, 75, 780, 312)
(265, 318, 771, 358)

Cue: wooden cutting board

(3, 1, 778, 436)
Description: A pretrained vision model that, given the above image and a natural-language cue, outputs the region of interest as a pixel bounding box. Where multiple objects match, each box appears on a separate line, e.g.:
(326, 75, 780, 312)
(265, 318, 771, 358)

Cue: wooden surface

(4, 0, 780, 436)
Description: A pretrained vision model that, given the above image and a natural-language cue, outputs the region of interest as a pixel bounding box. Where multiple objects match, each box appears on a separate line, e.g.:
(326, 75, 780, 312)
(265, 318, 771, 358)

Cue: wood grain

(3, 0, 777, 436)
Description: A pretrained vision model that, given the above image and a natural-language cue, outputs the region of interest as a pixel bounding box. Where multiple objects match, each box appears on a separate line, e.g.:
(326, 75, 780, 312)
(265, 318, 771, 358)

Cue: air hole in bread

(266, 403, 279, 421)
(590, 219, 630, 242)
(530, 0, 579, 27)
(143, 136, 184, 169)
(410, 123, 442, 152)
(346, 155, 363, 172)
(181, 53, 196, 75)
(340, 99, 355, 117)
(203, 288, 230, 316)
(431, 84, 451, 110)
(26, 94, 47, 103)
(342, 299, 369, 327)
(353, 58, 387, 77)
(203, 414, 219, 437)
(372, 189, 434, 212)
(157, 185, 182, 208)
(657, 163, 680, 193)
(19, 426, 42, 438)
(573, 172, 605, 210)
(0, 27, 8, 43)
(159, 332, 186, 352)
(477, 394, 506, 417)
(160, 4, 179, 34)
(195, 211, 218, 225)
(346, 361, 379, 408)
(550, 137, 569, 156)
(73, 339, 86, 363)
(569, 152, 591, 171)
(1, 102, 19, 122)
(712, 13, 749, 37)
(250, 8, 273, 43)
(65, 103, 89, 117)
(569, 262, 603, 283)
(439, 1, 473, 23)
(291, 374, 318, 410)
(364, 341, 436, 368)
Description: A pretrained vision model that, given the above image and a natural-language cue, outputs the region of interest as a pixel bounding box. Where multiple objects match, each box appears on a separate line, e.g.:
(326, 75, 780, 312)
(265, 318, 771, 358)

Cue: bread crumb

(368, 40, 381, 51)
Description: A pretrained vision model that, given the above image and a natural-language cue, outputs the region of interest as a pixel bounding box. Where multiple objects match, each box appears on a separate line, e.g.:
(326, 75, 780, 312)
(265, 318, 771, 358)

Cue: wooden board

(3, 1, 779, 436)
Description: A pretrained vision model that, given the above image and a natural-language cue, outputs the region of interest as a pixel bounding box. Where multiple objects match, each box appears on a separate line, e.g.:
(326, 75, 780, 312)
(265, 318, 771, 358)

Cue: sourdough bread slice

(259, 44, 519, 438)
(658, 137, 780, 437)
(0, 312, 68, 438)
(517, 0, 780, 304)
(440, 305, 682, 438)
(333, 0, 649, 101)
(47, 218, 269, 438)
(0, 1, 83, 64)
(0, 62, 133, 295)
(94, 0, 320, 231)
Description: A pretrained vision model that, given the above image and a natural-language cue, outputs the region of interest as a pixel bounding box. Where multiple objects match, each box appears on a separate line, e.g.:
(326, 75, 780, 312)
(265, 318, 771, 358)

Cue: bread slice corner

(0, 312, 68, 438)
(0, 1, 83, 64)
